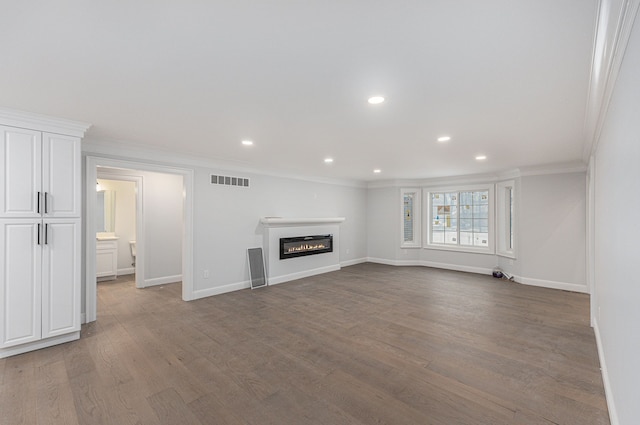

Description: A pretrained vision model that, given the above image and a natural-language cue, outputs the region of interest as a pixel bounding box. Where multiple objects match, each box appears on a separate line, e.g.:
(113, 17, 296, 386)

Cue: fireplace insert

(279, 234, 333, 260)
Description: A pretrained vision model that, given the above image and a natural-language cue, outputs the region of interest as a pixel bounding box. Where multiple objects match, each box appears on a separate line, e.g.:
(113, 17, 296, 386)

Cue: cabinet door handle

(37, 192, 41, 214)
(37, 223, 41, 245)
(45, 223, 48, 245)
(44, 192, 48, 214)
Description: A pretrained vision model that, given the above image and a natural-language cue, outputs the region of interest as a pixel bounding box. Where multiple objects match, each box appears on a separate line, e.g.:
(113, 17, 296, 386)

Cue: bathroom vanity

(96, 234, 118, 280)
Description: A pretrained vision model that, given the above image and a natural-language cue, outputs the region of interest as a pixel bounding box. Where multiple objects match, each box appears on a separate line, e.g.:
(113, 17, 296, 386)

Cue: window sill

(423, 244, 495, 255)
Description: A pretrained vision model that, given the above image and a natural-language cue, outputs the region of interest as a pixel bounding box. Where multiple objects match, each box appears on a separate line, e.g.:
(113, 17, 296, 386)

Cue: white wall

(367, 187, 404, 261)
(96, 179, 136, 274)
(143, 171, 183, 283)
(192, 168, 368, 295)
(592, 10, 640, 424)
(515, 172, 587, 291)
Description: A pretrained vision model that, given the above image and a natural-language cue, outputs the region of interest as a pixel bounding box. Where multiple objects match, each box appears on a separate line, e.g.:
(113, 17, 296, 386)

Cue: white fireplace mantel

(260, 217, 344, 285)
(260, 217, 346, 227)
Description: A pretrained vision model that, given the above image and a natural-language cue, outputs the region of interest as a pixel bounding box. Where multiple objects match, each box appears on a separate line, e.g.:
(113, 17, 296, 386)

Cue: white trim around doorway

(85, 156, 195, 323)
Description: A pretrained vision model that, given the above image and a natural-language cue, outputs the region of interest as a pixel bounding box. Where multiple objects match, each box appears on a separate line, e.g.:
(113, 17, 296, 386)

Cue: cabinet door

(0, 220, 42, 348)
(42, 133, 80, 218)
(41, 219, 80, 339)
(0, 126, 42, 218)
(96, 241, 118, 277)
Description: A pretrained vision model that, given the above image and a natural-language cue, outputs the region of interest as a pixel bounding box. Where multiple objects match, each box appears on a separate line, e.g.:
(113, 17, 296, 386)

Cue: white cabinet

(0, 220, 41, 347)
(0, 109, 89, 358)
(0, 219, 80, 348)
(96, 239, 118, 279)
(42, 219, 81, 339)
(0, 126, 81, 218)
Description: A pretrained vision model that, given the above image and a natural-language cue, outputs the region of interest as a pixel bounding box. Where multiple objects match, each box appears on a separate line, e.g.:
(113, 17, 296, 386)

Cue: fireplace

(280, 234, 333, 260)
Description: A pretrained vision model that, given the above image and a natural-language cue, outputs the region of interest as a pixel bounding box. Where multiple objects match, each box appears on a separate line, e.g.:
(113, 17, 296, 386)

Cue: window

(400, 188, 421, 248)
(425, 186, 494, 253)
(496, 180, 516, 258)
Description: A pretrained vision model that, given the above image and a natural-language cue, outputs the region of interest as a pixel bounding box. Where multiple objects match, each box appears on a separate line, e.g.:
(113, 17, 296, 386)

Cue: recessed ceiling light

(324, 158, 334, 163)
(373, 169, 382, 174)
(475, 155, 487, 160)
(241, 140, 253, 146)
(368, 96, 385, 104)
(437, 136, 451, 142)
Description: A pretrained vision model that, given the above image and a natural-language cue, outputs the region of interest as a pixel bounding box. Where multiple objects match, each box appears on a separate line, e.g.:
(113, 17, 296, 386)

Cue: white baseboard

(514, 275, 589, 294)
(366, 257, 492, 275)
(420, 260, 493, 275)
(117, 267, 135, 276)
(341, 257, 368, 267)
(268, 264, 341, 286)
(593, 318, 618, 425)
(366, 258, 589, 294)
(191, 264, 347, 301)
(367, 257, 414, 266)
(0, 331, 80, 359)
(144, 274, 182, 288)
(192, 280, 251, 300)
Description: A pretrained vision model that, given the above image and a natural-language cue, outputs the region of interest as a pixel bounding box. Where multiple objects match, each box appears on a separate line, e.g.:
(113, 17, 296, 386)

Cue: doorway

(85, 156, 194, 323)
(96, 171, 142, 287)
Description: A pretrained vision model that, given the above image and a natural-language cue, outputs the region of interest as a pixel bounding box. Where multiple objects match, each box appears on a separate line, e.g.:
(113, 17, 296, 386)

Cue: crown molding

(367, 162, 587, 189)
(0, 107, 91, 137)
(517, 161, 587, 177)
(82, 137, 367, 189)
(583, 0, 640, 161)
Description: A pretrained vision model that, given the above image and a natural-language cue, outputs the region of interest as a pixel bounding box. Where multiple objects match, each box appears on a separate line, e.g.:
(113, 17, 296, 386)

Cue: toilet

(129, 240, 136, 267)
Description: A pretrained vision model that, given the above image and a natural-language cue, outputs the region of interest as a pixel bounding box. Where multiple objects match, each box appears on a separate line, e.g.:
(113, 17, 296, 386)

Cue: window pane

(508, 187, 514, 249)
(460, 204, 473, 218)
(473, 219, 489, 232)
(444, 231, 458, 244)
(433, 218, 444, 231)
(473, 205, 489, 218)
(403, 194, 414, 242)
(445, 218, 457, 230)
(459, 192, 473, 205)
(432, 231, 444, 244)
(432, 193, 444, 205)
(474, 191, 489, 204)
(459, 231, 473, 246)
(460, 218, 472, 231)
(444, 193, 458, 205)
(436, 205, 451, 217)
(474, 233, 489, 246)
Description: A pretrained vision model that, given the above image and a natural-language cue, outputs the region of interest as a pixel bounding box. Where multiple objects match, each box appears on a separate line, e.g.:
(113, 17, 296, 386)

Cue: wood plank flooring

(0, 263, 609, 424)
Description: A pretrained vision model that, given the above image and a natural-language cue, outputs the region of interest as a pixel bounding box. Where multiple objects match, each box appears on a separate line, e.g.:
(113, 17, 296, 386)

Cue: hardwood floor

(0, 263, 609, 424)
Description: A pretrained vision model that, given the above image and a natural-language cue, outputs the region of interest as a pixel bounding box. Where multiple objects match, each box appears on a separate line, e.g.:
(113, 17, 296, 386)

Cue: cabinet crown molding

(0, 107, 91, 138)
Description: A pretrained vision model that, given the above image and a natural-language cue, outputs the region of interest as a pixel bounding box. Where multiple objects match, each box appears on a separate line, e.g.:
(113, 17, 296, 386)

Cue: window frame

(400, 188, 422, 248)
(423, 185, 495, 254)
(496, 180, 516, 258)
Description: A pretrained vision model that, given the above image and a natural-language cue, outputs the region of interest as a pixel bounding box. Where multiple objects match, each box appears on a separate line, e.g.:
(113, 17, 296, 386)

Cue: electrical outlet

(203, 269, 210, 279)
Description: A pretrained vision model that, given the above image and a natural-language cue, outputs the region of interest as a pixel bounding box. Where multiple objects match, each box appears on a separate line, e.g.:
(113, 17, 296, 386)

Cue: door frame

(85, 156, 194, 323)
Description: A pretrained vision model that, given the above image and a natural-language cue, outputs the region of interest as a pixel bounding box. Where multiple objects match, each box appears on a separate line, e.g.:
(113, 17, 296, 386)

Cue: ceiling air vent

(210, 174, 250, 188)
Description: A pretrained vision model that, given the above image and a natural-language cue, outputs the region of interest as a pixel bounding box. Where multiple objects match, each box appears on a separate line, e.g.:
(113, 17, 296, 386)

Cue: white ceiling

(0, 1, 598, 182)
